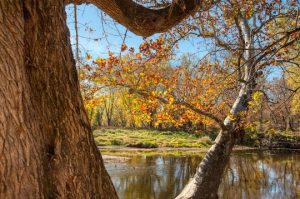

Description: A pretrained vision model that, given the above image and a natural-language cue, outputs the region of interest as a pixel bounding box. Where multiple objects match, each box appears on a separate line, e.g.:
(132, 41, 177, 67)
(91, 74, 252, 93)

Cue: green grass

(93, 128, 213, 148)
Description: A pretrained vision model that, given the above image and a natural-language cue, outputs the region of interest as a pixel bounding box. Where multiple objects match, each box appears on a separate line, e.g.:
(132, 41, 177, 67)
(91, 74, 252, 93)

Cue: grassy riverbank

(93, 128, 300, 151)
(243, 130, 300, 149)
(93, 128, 213, 148)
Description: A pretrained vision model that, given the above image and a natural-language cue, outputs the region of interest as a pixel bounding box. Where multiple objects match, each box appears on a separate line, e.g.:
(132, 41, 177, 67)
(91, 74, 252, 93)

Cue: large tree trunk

(0, 1, 117, 198)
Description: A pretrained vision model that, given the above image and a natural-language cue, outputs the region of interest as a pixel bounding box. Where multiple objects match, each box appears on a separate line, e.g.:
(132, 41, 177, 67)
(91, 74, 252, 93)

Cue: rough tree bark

(0, 1, 117, 198)
(0, 0, 209, 198)
(73, 0, 211, 37)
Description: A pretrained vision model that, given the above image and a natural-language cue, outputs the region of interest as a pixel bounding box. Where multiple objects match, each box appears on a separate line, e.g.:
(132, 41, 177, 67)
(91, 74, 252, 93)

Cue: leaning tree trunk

(176, 83, 251, 199)
(0, 1, 117, 198)
(175, 130, 236, 199)
(175, 14, 257, 199)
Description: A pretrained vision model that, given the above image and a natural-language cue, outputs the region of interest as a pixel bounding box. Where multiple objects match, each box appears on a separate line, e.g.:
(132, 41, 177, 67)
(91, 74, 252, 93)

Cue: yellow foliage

(286, 64, 300, 114)
(248, 91, 263, 113)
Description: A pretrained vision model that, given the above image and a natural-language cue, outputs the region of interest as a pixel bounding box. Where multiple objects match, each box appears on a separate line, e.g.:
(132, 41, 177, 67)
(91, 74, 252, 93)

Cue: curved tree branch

(68, 0, 215, 37)
(124, 86, 227, 130)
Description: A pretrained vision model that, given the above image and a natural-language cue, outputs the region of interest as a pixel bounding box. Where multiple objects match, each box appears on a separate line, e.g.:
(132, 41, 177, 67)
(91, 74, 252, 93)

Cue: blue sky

(65, 4, 282, 81)
(65, 4, 207, 62)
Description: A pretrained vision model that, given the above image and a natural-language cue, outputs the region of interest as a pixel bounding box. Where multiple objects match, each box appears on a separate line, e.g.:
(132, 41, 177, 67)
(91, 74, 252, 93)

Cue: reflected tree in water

(106, 153, 300, 199)
(219, 152, 300, 199)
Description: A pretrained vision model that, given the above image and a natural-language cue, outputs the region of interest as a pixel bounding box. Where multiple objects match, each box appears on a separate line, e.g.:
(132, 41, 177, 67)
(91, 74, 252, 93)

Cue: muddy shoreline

(100, 145, 300, 163)
(99, 145, 300, 152)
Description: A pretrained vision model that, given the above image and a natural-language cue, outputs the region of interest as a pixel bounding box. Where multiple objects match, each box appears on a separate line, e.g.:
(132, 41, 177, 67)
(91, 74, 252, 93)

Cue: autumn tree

(288, 66, 300, 116)
(82, 36, 233, 130)
(235, 41, 300, 134)
(284, 42, 300, 130)
(174, 1, 300, 197)
(83, 1, 300, 198)
(0, 0, 210, 198)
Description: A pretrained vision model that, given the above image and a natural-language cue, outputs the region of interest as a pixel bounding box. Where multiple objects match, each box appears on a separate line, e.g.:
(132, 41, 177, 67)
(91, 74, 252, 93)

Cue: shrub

(110, 139, 123, 146)
(127, 141, 158, 148)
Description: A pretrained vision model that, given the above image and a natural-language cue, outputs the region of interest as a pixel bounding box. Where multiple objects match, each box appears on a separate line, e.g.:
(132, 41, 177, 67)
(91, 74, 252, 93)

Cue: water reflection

(105, 151, 300, 199)
(219, 152, 300, 199)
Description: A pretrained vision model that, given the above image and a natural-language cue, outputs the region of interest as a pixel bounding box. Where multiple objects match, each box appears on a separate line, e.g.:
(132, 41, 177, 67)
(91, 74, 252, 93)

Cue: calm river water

(105, 151, 300, 199)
